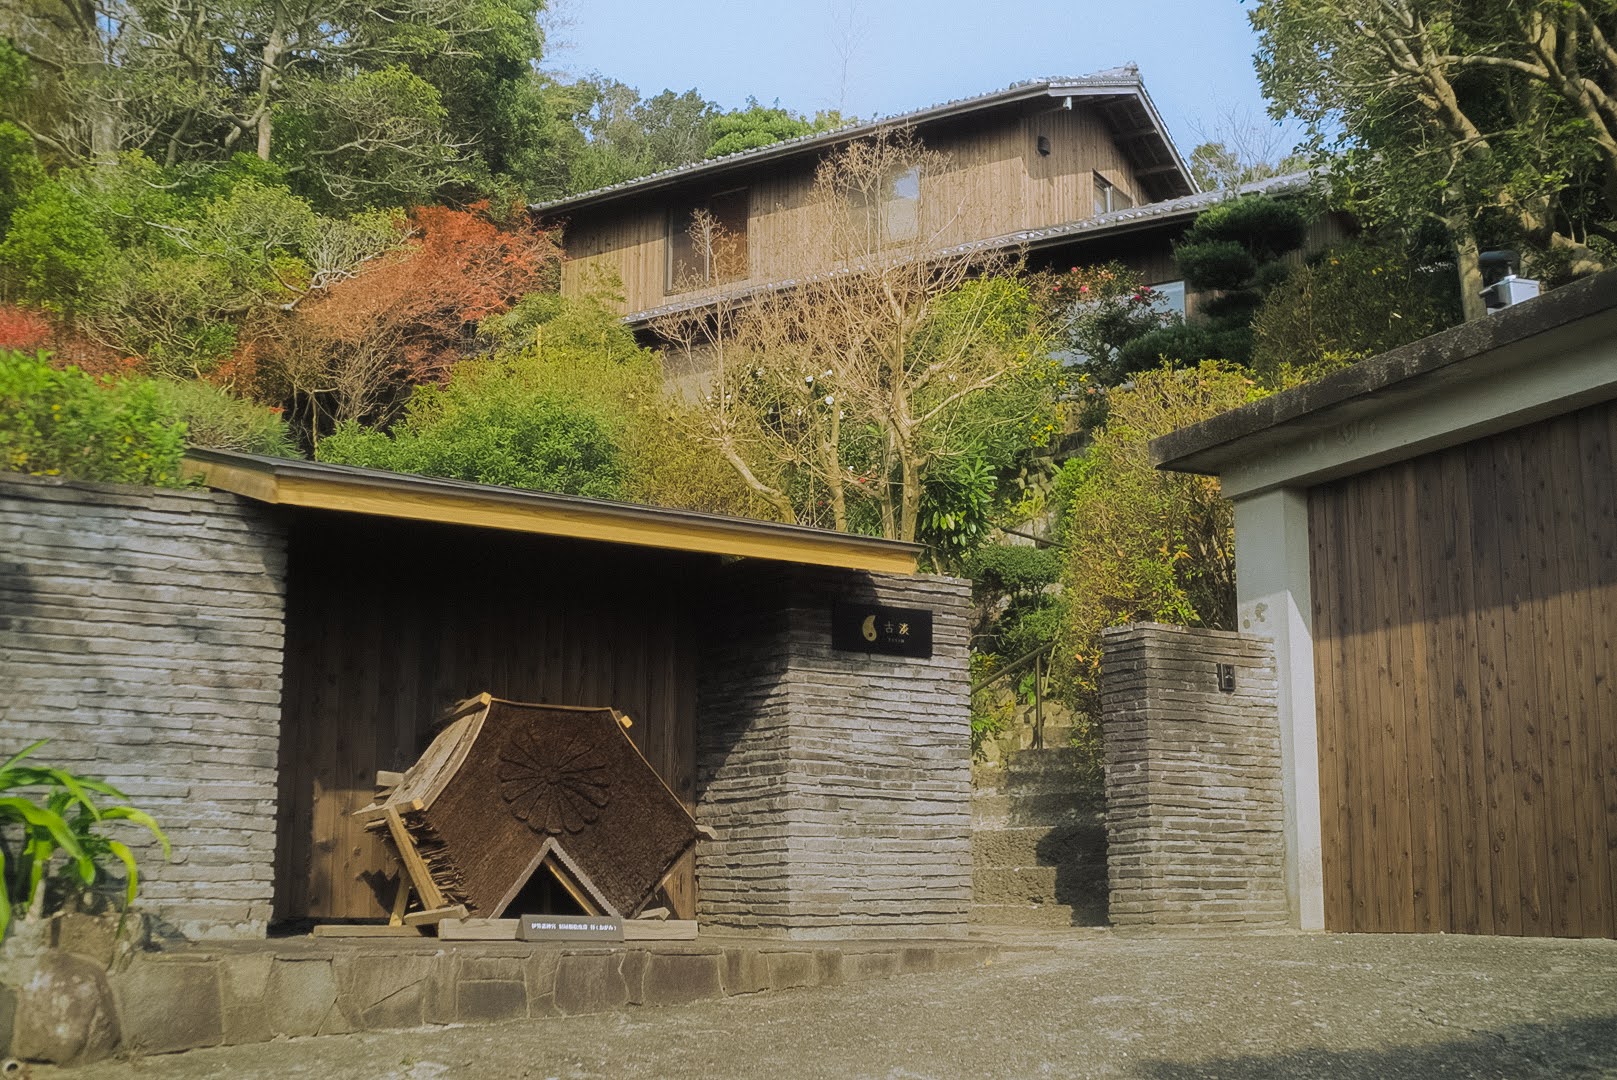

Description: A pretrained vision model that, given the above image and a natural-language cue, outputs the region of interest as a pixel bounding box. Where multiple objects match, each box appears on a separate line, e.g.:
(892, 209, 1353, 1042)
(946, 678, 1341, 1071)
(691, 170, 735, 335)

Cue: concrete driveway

(51, 930, 1617, 1079)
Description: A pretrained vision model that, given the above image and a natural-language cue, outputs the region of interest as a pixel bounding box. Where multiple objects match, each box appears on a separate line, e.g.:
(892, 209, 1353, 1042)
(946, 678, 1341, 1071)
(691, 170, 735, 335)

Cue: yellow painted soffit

(184, 458, 918, 575)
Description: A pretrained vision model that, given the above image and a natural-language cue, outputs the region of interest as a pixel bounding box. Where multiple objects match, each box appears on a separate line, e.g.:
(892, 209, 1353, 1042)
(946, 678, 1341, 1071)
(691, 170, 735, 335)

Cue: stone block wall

(1099, 623, 1287, 927)
(697, 566, 972, 938)
(0, 475, 287, 939)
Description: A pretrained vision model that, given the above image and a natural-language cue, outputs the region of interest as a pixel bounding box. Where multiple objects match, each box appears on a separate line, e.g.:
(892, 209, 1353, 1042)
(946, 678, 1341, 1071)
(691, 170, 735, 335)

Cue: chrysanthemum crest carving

(496, 729, 611, 835)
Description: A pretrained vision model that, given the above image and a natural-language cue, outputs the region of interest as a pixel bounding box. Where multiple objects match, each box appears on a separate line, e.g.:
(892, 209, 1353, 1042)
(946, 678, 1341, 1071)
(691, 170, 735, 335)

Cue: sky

(545, 0, 1298, 161)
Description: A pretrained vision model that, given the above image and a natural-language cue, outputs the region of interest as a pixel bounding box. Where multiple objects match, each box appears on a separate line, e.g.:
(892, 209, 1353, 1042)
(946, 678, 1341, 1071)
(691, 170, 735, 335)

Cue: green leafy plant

(0, 740, 170, 940)
(0, 350, 189, 486)
(1055, 363, 1269, 758)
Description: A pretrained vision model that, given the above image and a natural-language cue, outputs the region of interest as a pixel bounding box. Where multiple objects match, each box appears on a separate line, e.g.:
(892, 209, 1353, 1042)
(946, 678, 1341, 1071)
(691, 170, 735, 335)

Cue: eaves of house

(531, 67, 1198, 221)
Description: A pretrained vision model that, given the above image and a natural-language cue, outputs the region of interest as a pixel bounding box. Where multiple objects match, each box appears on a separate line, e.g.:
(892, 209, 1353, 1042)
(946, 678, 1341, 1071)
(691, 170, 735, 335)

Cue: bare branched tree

(654, 131, 1050, 542)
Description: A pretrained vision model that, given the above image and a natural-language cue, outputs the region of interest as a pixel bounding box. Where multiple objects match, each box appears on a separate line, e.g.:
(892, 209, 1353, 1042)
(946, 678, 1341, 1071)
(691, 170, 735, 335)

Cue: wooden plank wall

(558, 102, 1146, 315)
(275, 514, 708, 921)
(1309, 397, 1617, 937)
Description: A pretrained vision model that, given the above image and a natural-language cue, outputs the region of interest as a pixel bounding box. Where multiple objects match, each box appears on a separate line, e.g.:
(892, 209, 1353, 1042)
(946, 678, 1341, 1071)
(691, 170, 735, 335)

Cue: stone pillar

(1099, 623, 1287, 928)
(0, 475, 287, 939)
(697, 565, 972, 938)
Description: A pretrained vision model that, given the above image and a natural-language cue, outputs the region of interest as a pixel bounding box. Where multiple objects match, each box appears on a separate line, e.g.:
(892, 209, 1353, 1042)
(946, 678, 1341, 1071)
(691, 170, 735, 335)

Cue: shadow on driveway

(1137, 1013, 1617, 1079)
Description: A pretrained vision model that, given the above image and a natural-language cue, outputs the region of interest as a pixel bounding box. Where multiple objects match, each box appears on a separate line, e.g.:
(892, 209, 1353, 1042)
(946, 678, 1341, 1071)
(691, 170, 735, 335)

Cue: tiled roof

(530, 67, 1193, 215)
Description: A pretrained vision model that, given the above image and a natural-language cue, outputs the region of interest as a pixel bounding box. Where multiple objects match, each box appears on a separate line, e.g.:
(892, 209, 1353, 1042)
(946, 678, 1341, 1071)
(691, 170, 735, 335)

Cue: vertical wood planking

(278, 517, 712, 920)
(1310, 397, 1617, 937)
(558, 104, 1150, 316)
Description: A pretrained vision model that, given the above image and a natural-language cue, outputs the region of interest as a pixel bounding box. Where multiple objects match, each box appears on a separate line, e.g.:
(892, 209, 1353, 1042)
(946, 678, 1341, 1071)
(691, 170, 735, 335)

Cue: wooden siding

(1308, 397, 1617, 937)
(558, 103, 1145, 315)
(275, 513, 706, 922)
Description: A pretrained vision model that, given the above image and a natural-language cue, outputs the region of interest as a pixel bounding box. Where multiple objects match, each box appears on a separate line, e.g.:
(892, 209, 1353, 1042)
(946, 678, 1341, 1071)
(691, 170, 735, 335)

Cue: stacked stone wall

(0, 475, 287, 938)
(697, 566, 972, 937)
(1100, 622, 1287, 927)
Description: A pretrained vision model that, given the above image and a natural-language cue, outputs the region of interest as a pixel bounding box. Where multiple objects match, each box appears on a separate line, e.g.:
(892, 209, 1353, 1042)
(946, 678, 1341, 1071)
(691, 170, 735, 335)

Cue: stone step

(970, 790, 1102, 828)
(970, 820, 1106, 869)
(973, 865, 1061, 905)
(1002, 745, 1089, 776)
(968, 902, 1084, 928)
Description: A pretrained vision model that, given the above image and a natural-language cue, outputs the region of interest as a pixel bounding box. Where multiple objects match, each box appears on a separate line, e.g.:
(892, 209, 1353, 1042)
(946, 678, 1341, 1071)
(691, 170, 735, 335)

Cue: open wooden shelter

(185, 450, 928, 927)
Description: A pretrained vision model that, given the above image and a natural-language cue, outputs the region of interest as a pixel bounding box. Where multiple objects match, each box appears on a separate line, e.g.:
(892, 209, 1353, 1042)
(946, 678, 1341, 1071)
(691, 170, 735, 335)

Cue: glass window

(1151, 279, 1186, 317)
(883, 166, 921, 241)
(667, 189, 749, 294)
(1093, 173, 1135, 217)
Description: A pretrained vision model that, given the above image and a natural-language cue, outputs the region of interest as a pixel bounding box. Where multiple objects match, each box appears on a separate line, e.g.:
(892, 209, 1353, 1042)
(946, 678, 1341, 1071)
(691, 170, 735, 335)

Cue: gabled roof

(621, 171, 1317, 326)
(182, 449, 922, 573)
(531, 67, 1197, 217)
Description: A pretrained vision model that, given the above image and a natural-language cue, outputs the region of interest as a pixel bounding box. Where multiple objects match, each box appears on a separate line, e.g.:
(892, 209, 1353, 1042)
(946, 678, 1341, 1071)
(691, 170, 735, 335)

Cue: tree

(1251, 0, 1617, 320)
(259, 203, 559, 438)
(655, 132, 1063, 546)
(705, 100, 845, 159)
(1108, 195, 1308, 374)
(319, 290, 762, 512)
(1186, 103, 1309, 192)
(1055, 362, 1265, 727)
(559, 78, 720, 191)
(1045, 262, 1181, 387)
(0, 0, 558, 206)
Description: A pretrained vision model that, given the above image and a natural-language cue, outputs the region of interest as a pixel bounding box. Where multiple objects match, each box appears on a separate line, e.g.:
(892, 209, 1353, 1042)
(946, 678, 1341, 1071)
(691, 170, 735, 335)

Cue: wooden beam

(185, 454, 920, 575)
(312, 924, 425, 938)
(404, 904, 470, 926)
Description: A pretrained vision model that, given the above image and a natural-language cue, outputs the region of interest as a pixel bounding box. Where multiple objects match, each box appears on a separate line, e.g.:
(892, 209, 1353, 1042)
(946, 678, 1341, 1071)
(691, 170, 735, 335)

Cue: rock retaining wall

(0, 475, 287, 939)
(1099, 623, 1287, 927)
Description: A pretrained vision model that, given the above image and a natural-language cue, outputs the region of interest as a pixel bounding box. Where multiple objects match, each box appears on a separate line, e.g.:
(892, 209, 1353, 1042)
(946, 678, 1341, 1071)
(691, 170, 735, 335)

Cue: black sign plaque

(831, 603, 933, 658)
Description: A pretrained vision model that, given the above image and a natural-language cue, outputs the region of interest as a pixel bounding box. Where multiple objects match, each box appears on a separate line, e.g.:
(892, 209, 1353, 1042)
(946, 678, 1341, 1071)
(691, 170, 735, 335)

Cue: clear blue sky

(547, 0, 1296, 159)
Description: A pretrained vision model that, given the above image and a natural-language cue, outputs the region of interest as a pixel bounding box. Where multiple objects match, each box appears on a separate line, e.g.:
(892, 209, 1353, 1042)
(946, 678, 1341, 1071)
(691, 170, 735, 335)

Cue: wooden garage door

(1308, 397, 1617, 937)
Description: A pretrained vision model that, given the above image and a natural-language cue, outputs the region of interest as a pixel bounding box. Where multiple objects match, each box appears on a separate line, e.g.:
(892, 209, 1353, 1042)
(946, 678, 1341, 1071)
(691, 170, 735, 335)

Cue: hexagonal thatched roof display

(372, 694, 699, 917)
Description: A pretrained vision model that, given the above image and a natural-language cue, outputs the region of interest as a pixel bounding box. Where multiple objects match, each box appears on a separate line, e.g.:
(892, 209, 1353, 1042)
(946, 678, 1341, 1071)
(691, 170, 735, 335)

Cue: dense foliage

(1251, 239, 1458, 383)
(0, 350, 188, 485)
(1251, 0, 1617, 318)
(320, 294, 763, 513)
(1054, 363, 1267, 748)
(319, 381, 629, 498)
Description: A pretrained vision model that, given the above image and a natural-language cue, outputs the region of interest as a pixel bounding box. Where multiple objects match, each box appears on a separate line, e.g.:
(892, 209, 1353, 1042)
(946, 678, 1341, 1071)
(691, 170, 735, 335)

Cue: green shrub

(1181, 195, 1309, 260)
(0, 181, 111, 315)
(317, 375, 629, 498)
(1055, 362, 1266, 739)
(0, 350, 188, 486)
(153, 379, 298, 458)
(1174, 239, 1258, 291)
(1251, 240, 1459, 383)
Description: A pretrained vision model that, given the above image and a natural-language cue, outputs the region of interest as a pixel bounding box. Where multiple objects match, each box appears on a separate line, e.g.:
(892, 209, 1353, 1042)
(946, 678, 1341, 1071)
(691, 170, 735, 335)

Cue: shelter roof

(1151, 269, 1617, 484)
(184, 449, 922, 573)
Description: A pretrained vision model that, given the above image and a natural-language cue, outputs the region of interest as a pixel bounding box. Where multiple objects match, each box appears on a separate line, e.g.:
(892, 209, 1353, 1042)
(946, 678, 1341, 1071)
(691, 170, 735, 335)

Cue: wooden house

(536, 67, 1226, 329)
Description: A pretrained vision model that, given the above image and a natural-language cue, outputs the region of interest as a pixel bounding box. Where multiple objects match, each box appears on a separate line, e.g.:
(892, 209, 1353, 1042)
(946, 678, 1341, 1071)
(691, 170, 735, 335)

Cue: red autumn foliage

(262, 204, 561, 431)
(0, 304, 52, 352)
(0, 303, 130, 374)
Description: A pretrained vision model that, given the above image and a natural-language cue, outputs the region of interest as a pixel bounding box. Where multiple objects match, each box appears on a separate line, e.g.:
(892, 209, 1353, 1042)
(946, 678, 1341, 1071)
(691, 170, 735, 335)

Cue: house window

(882, 166, 921, 242)
(849, 165, 922, 248)
(1093, 173, 1134, 217)
(1151, 279, 1186, 317)
(667, 188, 749, 293)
